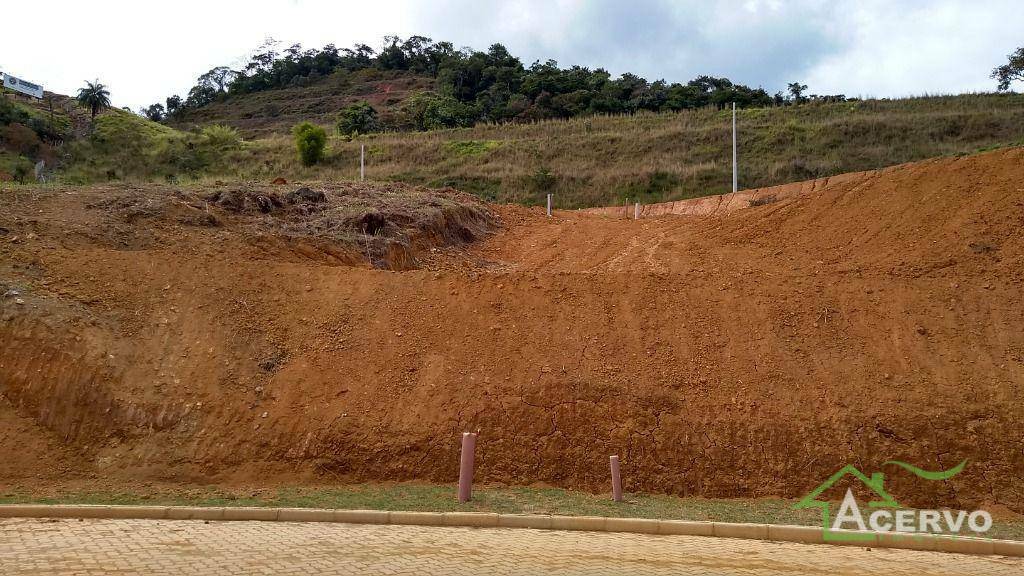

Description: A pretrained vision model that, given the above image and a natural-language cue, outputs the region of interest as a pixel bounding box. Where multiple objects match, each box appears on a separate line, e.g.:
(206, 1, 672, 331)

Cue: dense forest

(145, 35, 844, 132)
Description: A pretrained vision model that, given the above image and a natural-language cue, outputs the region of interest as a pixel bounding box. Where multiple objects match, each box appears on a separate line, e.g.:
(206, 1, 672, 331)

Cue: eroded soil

(1, 149, 1023, 511)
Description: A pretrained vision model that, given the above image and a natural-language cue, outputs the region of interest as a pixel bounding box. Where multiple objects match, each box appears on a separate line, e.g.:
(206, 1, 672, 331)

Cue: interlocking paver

(0, 518, 1021, 575)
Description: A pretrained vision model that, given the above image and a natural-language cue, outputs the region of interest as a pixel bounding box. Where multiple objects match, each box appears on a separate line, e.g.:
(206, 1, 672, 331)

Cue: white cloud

(1, 0, 421, 109)
(803, 0, 1021, 97)
(0, 0, 1017, 110)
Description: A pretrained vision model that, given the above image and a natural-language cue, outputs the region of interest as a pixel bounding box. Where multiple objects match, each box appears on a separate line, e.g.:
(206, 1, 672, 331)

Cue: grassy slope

(197, 92, 1024, 208)
(354, 93, 1024, 207)
(31, 89, 1024, 209)
(60, 109, 250, 183)
(0, 91, 76, 178)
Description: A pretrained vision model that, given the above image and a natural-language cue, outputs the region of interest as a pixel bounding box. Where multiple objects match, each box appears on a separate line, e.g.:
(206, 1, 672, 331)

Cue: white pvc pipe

(732, 102, 737, 193)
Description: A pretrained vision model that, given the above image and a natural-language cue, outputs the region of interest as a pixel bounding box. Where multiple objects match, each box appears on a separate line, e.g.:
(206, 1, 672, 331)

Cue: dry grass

(214, 93, 1024, 208)
(74, 181, 497, 270)
(48, 92, 1024, 209)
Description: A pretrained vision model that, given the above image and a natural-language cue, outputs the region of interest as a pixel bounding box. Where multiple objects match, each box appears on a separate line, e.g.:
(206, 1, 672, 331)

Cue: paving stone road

(1, 518, 1022, 575)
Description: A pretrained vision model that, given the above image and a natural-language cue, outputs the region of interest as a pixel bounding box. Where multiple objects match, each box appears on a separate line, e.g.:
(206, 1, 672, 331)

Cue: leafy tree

(184, 84, 219, 109)
(76, 80, 111, 119)
(182, 67, 237, 110)
(197, 66, 239, 94)
(787, 82, 808, 104)
(377, 35, 409, 70)
(164, 34, 792, 130)
(165, 95, 183, 117)
(292, 122, 327, 166)
(992, 47, 1024, 91)
(340, 44, 375, 70)
(337, 101, 381, 136)
(140, 103, 165, 122)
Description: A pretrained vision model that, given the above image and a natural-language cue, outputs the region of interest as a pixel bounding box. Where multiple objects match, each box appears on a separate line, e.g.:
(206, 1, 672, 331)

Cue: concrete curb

(0, 504, 1020, 558)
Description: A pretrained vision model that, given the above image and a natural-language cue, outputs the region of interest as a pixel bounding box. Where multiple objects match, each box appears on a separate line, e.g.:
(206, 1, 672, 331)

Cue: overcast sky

(1, 0, 1019, 110)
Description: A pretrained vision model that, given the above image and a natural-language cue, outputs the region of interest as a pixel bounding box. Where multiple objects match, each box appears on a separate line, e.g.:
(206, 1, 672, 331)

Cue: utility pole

(732, 102, 738, 193)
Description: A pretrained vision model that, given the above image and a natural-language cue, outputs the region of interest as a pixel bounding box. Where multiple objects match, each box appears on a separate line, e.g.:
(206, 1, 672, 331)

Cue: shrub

(529, 166, 556, 194)
(337, 101, 381, 136)
(201, 124, 242, 149)
(0, 123, 42, 156)
(0, 98, 69, 142)
(401, 93, 478, 131)
(10, 157, 33, 183)
(293, 122, 327, 166)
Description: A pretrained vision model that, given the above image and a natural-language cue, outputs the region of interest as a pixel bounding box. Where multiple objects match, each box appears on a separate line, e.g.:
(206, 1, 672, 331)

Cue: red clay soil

(1, 149, 1023, 510)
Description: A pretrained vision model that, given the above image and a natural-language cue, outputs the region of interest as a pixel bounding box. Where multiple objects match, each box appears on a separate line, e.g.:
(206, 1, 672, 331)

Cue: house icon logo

(794, 460, 973, 541)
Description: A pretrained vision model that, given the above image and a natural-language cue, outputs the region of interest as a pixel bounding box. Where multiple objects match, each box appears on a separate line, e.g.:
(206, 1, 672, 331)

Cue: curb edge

(0, 504, 1019, 558)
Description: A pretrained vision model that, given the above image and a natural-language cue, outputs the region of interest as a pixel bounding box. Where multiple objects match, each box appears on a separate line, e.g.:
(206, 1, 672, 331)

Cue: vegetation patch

(445, 139, 502, 157)
(292, 122, 328, 166)
(428, 175, 502, 200)
(616, 171, 682, 202)
(748, 194, 779, 207)
(200, 124, 243, 149)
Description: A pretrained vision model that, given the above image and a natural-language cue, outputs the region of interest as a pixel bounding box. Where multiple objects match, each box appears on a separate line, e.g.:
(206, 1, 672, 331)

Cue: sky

(0, 0, 1019, 110)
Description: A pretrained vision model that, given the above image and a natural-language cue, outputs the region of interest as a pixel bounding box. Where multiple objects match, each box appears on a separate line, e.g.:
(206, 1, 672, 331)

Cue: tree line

(141, 35, 850, 130)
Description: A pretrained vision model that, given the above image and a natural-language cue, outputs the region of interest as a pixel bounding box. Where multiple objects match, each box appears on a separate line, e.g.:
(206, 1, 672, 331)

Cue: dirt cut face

(1, 148, 1022, 512)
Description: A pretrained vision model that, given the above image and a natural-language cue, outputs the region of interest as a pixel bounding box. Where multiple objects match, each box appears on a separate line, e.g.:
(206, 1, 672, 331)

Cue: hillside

(51, 91, 1024, 207)
(9, 86, 1024, 210)
(309, 92, 1024, 206)
(169, 69, 433, 138)
(166, 92, 1024, 208)
(1, 148, 1022, 509)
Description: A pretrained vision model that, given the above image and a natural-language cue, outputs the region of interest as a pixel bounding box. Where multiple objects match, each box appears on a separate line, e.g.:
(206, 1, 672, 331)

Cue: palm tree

(76, 80, 111, 119)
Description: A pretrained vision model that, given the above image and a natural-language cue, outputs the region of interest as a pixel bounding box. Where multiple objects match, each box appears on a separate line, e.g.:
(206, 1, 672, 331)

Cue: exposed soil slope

(1, 149, 1022, 511)
(169, 70, 433, 138)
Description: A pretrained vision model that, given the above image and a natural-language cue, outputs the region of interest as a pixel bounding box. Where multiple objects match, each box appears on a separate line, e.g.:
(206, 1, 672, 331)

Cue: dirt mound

(67, 181, 498, 269)
(1, 148, 1022, 510)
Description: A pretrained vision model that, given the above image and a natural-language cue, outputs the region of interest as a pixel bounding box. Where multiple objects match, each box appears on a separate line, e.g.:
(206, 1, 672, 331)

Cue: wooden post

(360, 144, 365, 181)
(610, 455, 623, 502)
(634, 202, 640, 220)
(457, 432, 477, 503)
(546, 193, 552, 217)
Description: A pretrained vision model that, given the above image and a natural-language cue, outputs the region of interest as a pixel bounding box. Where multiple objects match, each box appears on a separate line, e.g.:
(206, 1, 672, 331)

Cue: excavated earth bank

(1, 150, 1022, 511)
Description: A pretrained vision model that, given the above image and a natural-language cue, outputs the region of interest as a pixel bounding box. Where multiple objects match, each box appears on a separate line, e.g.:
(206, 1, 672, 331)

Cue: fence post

(610, 455, 623, 502)
(634, 202, 640, 220)
(360, 144, 365, 181)
(457, 432, 477, 503)
(546, 193, 552, 217)
(731, 102, 738, 193)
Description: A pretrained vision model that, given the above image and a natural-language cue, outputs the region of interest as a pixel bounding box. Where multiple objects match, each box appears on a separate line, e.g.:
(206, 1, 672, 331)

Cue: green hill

(169, 68, 433, 139)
